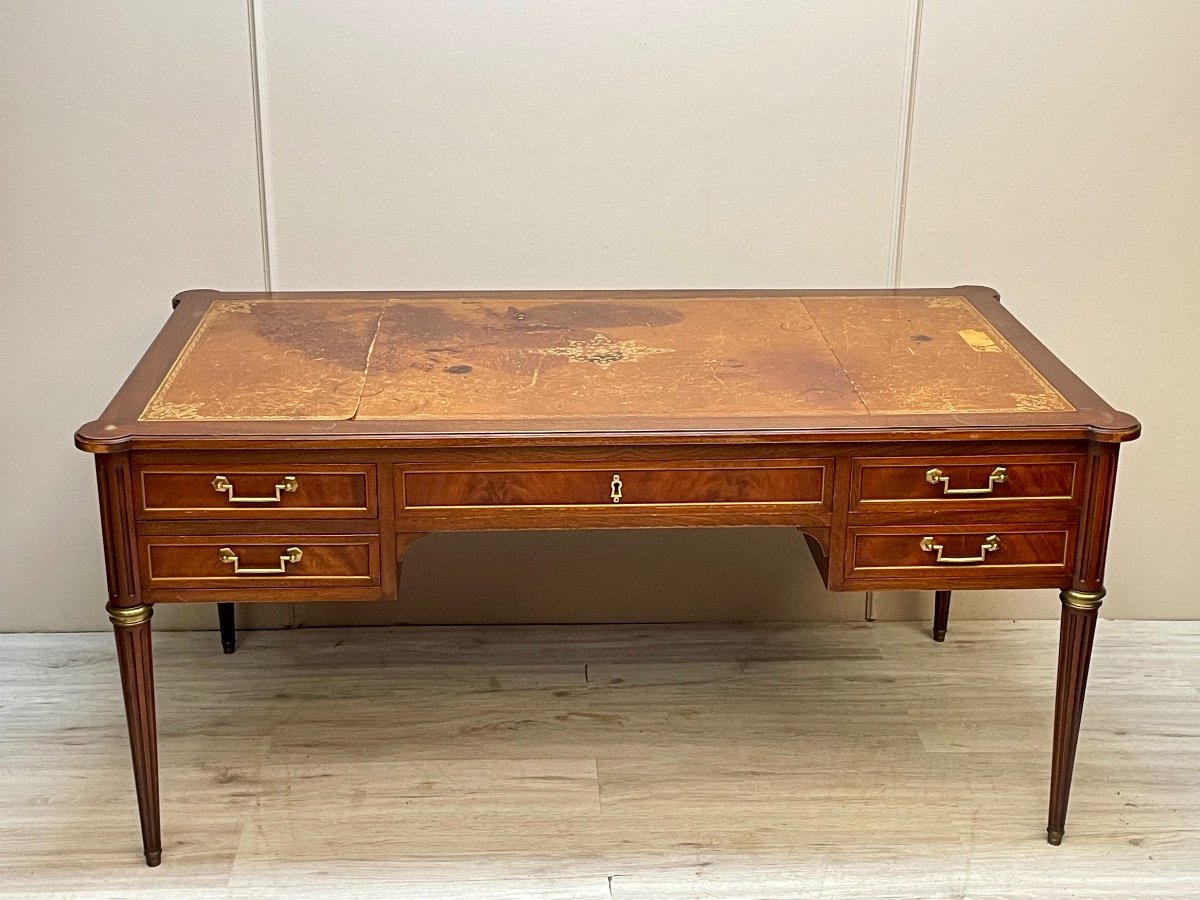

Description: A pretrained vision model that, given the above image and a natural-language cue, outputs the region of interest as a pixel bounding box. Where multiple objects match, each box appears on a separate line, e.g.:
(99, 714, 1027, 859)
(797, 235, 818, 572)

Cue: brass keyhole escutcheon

(610, 474, 623, 503)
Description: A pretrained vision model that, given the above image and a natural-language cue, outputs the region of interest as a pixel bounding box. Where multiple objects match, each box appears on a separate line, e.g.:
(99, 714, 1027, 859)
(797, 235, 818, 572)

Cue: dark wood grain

(139, 535, 381, 597)
(843, 524, 1075, 590)
(401, 461, 829, 509)
(75, 288, 1140, 863)
(1048, 442, 1121, 844)
(136, 463, 376, 519)
(852, 454, 1083, 510)
(110, 608, 159, 867)
(95, 454, 160, 866)
(1049, 593, 1101, 846)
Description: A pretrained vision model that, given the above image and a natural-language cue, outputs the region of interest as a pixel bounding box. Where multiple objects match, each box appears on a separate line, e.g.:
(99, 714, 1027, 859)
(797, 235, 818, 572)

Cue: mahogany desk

(76, 287, 1139, 866)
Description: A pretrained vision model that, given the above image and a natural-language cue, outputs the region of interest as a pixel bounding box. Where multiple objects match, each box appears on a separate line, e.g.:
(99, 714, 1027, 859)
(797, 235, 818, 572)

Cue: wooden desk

(77, 287, 1139, 866)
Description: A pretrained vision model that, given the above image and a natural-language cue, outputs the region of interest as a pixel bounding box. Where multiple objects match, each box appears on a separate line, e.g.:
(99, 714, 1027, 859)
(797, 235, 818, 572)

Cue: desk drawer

(850, 454, 1084, 511)
(140, 534, 380, 590)
(400, 461, 831, 510)
(135, 464, 377, 519)
(845, 523, 1075, 586)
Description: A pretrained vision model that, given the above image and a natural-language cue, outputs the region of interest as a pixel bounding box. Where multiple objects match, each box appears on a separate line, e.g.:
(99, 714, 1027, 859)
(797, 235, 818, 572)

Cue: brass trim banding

(1060, 588, 1105, 611)
(106, 603, 153, 627)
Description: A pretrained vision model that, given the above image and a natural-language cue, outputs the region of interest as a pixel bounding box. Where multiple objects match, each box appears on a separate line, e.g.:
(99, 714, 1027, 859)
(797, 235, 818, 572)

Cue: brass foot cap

(145, 850, 162, 867)
(933, 629, 947, 643)
(1046, 829, 1063, 846)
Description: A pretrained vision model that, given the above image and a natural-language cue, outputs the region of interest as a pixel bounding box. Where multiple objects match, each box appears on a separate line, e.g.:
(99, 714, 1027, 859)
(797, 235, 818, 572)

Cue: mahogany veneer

(77, 287, 1138, 865)
(135, 463, 377, 519)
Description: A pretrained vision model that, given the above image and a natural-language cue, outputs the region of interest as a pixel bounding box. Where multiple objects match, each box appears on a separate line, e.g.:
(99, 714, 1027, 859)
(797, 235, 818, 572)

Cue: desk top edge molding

(76, 285, 1140, 453)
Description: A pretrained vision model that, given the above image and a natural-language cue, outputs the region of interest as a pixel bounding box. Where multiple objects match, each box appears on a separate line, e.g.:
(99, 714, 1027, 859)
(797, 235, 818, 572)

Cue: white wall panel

(260, 0, 911, 289)
(0, 1, 269, 630)
(899, 0, 1200, 618)
(5, 1, 1193, 630)
(258, 0, 912, 623)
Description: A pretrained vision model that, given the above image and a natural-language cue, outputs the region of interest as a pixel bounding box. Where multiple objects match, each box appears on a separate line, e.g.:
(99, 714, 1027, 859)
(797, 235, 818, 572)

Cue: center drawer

(399, 460, 832, 510)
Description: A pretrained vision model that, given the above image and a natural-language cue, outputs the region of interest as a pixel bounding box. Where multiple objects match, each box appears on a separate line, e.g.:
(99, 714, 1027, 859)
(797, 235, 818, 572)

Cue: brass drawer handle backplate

(217, 546, 303, 575)
(920, 534, 1000, 565)
(212, 474, 298, 503)
(925, 466, 1006, 495)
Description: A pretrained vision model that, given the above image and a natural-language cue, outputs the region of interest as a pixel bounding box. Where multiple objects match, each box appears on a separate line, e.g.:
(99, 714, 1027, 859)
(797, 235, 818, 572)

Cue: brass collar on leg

(1061, 588, 1105, 611)
(106, 602, 153, 627)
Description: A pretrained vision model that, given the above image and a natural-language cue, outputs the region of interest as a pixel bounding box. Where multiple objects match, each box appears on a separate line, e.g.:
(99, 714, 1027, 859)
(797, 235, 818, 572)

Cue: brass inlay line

(853, 529, 1071, 572)
(401, 464, 829, 510)
(142, 294, 1075, 422)
(405, 500, 828, 511)
(800, 294, 1074, 415)
(141, 298, 383, 421)
(140, 298, 228, 420)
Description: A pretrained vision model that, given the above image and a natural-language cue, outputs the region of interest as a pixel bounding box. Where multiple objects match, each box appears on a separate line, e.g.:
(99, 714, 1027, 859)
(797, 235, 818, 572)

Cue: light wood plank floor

(1, 620, 1198, 898)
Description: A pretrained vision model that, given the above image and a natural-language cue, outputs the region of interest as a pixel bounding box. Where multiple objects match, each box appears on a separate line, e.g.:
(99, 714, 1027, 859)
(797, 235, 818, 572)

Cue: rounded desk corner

(170, 288, 222, 310)
(953, 284, 1003, 304)
(1088, 411, 1142, 444)
(75, 421, 135, 454)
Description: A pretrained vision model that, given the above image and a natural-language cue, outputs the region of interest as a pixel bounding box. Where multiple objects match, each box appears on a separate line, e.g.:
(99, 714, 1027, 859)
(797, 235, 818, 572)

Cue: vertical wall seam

(887, 0, 924, 288)
(872, 0, 923, 622)
(247, 0, 274, 292)
(247, 0, 291, 629)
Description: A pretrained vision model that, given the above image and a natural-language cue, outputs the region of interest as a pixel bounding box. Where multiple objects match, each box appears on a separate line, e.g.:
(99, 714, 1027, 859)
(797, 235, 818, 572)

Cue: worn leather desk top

(77, 288, 1138, 450)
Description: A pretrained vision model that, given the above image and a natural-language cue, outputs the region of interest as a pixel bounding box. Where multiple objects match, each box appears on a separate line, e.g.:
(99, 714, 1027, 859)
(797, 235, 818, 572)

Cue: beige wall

(1, 1, 1195, 631)
(0, 0, 264, 633)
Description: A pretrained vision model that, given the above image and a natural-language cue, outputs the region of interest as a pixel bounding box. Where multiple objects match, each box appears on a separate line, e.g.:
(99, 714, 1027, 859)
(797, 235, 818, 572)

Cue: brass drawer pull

(920, 534, 1000, 564)
(925, 466, 1006, 495)
(217, 546, 303, 575)
(610, 474, 623, 504)
(212, 474, 298, 503)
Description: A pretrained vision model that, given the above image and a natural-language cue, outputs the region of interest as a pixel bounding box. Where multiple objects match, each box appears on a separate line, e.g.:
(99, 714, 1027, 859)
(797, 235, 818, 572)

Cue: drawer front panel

(141, 535, 380, 589)
(401, 461, 830, 509)
(136, 465, 377, 519)
(846, 524, 1075, 583)
(851, 455, 1083, 510)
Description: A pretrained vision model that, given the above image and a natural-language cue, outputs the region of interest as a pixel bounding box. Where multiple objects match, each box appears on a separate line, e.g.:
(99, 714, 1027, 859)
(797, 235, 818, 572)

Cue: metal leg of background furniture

(108, 602, 162, 867)
(933, 590, 952, 642)
(1047, 587, 1104, 845)
(218, 602, 236, 654)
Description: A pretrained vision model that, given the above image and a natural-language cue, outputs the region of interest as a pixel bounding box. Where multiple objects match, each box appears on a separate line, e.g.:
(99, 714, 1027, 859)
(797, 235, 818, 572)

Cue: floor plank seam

(5, 622, 1200, 896)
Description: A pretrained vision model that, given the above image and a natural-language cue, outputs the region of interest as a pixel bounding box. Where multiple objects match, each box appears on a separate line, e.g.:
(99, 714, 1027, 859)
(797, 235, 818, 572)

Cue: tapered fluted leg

(108, 603, 161, 866)
(218, 602, 236, 654)
(1047, 588, 1103, 845)
(933, 590, 951, 642)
